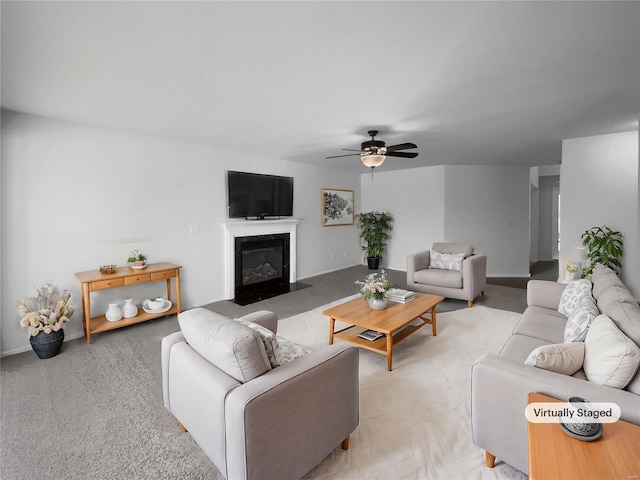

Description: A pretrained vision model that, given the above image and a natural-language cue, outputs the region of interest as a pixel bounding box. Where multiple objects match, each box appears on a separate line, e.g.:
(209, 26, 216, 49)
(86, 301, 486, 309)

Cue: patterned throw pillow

(564, 296, 599, 342)
(558, 279, 593, 316)
(235, 318, 283, 368)
(277, 337, 312, 364)
(429, 250, 465, 271)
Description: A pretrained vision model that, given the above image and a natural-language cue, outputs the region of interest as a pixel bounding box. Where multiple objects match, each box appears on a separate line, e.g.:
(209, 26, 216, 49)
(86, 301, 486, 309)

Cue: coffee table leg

(329, 318, 335, 345)
(386, 333, 393, 371)
(432, 306, 437, 336)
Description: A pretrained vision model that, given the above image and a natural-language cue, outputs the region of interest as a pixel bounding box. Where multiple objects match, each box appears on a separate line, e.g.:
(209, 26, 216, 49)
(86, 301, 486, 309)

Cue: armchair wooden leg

(481, 290, 485, 296)
(467, 300, 473, 308)
(177, 421, 188, 433)
(486, 451, 495, 468)
(341, 436, 350, 450)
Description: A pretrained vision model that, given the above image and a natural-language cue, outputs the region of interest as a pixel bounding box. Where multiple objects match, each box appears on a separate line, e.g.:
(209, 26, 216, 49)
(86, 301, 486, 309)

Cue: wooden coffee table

(527, 392, 640, 479)
(323, 293, 444, 371)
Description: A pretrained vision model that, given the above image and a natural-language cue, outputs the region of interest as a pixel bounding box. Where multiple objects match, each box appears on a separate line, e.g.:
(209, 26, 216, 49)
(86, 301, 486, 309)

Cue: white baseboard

(486, 273, 532, 278)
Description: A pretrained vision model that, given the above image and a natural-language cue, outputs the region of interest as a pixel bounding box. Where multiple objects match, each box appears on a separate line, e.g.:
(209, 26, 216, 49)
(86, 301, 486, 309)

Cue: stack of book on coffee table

(386, 288, 416, 303)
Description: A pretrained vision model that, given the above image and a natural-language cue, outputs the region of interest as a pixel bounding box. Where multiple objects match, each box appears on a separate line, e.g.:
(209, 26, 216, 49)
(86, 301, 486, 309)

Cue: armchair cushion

(429, 250, 465, 271)
(414, 268, 463, 289)
(178, 307, 271, 383)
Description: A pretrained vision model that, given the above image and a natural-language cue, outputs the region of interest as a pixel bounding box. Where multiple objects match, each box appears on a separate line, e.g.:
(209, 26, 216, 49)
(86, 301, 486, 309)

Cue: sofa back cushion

(178, 308, 271, 383)
(432, 242, 474, 259)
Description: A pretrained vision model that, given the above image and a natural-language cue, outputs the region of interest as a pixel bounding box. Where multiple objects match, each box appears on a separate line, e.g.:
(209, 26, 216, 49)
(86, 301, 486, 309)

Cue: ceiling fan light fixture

(360, 154, 385, 167)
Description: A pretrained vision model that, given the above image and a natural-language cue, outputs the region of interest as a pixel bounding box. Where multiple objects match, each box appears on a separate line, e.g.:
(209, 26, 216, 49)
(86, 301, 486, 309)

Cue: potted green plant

(127, 249, 147, 269)
(580, 225, 624, 274)
(356, 211, 394, 270)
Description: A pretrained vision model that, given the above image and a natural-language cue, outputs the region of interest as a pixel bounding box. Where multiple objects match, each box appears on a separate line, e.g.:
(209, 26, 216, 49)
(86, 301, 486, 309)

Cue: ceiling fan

(325, 130, 418, 173)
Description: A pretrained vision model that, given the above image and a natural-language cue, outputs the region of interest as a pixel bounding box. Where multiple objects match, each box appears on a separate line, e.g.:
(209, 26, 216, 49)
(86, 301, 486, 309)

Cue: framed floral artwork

(321, 189, 354, 226)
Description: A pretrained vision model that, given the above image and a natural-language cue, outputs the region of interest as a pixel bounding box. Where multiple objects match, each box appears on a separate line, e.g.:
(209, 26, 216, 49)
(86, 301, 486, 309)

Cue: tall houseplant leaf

(356, 211, 394, 259)
(581, 225, 624, 273)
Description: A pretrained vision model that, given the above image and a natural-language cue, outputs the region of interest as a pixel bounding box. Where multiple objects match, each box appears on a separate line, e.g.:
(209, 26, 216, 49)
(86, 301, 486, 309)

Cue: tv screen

(227, 171, 294, 219)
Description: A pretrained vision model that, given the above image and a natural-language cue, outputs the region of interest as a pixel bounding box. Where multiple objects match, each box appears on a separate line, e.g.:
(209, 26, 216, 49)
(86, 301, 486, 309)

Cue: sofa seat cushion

(498, 334, 552, 363)
(414, 268, 462, 289)
(178, 308, 271, 383)
(512, 307, 567, 344)
(584, 314, 640, 389)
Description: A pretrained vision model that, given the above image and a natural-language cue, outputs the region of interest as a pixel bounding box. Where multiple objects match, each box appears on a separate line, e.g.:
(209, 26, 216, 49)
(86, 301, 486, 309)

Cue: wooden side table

(527, 392, 640, 479)
(75, 262, 182, 344)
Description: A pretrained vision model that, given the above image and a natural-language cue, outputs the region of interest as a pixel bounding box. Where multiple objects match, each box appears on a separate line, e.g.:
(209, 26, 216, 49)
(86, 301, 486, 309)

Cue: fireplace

(234, 234, 290, 304)
(223, 218, 301, 302)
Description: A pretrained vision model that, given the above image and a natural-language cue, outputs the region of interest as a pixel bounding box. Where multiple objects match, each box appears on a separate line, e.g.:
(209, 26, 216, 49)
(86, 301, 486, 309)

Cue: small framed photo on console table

(321, 189, 354, 226)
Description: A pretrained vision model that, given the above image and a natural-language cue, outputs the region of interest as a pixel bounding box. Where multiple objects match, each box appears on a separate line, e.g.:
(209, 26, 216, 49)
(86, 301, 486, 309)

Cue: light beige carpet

(277, 297, 528, 480)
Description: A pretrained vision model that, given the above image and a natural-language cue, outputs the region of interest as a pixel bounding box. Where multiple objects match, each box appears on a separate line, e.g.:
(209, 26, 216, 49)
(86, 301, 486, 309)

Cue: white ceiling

(2, 1, 639, 173)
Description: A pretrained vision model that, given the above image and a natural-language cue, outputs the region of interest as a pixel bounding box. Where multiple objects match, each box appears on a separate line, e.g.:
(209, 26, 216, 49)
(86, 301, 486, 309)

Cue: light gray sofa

(162, 308, 359, 480)
(407, 242, 487, 307)
(471, 264, 640, 475)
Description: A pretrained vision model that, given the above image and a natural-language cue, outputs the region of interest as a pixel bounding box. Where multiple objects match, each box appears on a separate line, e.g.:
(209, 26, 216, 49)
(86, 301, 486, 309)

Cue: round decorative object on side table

(122, 299, 138, 318)
(368, 297, 388, 310)
(30, 329, 65, 359)
(105, 302, 123, 322)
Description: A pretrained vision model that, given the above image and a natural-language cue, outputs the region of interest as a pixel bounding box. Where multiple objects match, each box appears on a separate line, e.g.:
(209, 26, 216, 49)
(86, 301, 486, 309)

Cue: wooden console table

(527, 392, 640, 479)
(75, 262, 182, 344)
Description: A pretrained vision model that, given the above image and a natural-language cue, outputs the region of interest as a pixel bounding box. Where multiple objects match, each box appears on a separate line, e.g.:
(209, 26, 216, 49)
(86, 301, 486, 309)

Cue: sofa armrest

(237, 310, 278, 334)
(161, 331, 186, 409)
(526, 280, 567, 310)
(471, 353, 640, 474)
(225, 343, 359, 480)
(407, 250, 430, 281)
(463, 254, 487, 295)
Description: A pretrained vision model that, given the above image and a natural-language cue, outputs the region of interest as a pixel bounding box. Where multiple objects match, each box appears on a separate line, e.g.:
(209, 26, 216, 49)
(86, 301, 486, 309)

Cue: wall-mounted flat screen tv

(227, 171, 294, 219)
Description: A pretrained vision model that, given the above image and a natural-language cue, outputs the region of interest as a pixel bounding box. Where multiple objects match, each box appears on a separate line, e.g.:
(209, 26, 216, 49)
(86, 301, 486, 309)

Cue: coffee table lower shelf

(333, 324, 421, 354)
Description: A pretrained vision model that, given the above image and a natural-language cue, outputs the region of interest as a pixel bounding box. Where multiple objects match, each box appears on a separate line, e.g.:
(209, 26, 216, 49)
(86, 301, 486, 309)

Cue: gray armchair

(407, 242, 487, 307)
(161, 307, 359, 480)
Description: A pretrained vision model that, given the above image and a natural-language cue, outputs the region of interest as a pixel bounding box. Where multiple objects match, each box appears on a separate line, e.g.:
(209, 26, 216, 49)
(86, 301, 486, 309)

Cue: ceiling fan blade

(325, 153, 361, 159)
(386, 142, 417, 152)
(386, 151, 419, 158)
(341, 148, 361, 152)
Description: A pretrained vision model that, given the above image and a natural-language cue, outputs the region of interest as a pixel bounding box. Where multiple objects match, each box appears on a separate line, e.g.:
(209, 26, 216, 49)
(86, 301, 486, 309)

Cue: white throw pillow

(525, 342, 585, 375)
(429, 250, 465, 271)
(558, 279, 593, 316)
(584, 314, 640, 389)
(563, 296, 599, 342)
(235, 318, 283, 368)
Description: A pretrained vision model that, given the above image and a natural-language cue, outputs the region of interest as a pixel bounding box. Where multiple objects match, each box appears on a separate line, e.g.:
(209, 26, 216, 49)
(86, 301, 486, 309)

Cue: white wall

(443, 165, 531, 277)
(360, 164, 531, 277)
(560, 131, 639, 296)
(360, 166, 445, 270)
(1, 112, 362, 355)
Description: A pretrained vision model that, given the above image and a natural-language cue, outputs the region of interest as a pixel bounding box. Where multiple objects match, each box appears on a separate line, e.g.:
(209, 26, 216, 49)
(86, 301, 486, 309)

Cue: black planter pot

(30, 329, 64, 359)
(367, 256, 381, 270)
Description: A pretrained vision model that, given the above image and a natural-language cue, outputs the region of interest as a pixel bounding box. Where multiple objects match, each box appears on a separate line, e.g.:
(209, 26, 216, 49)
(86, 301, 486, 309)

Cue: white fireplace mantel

(222, 218, 302, 299)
